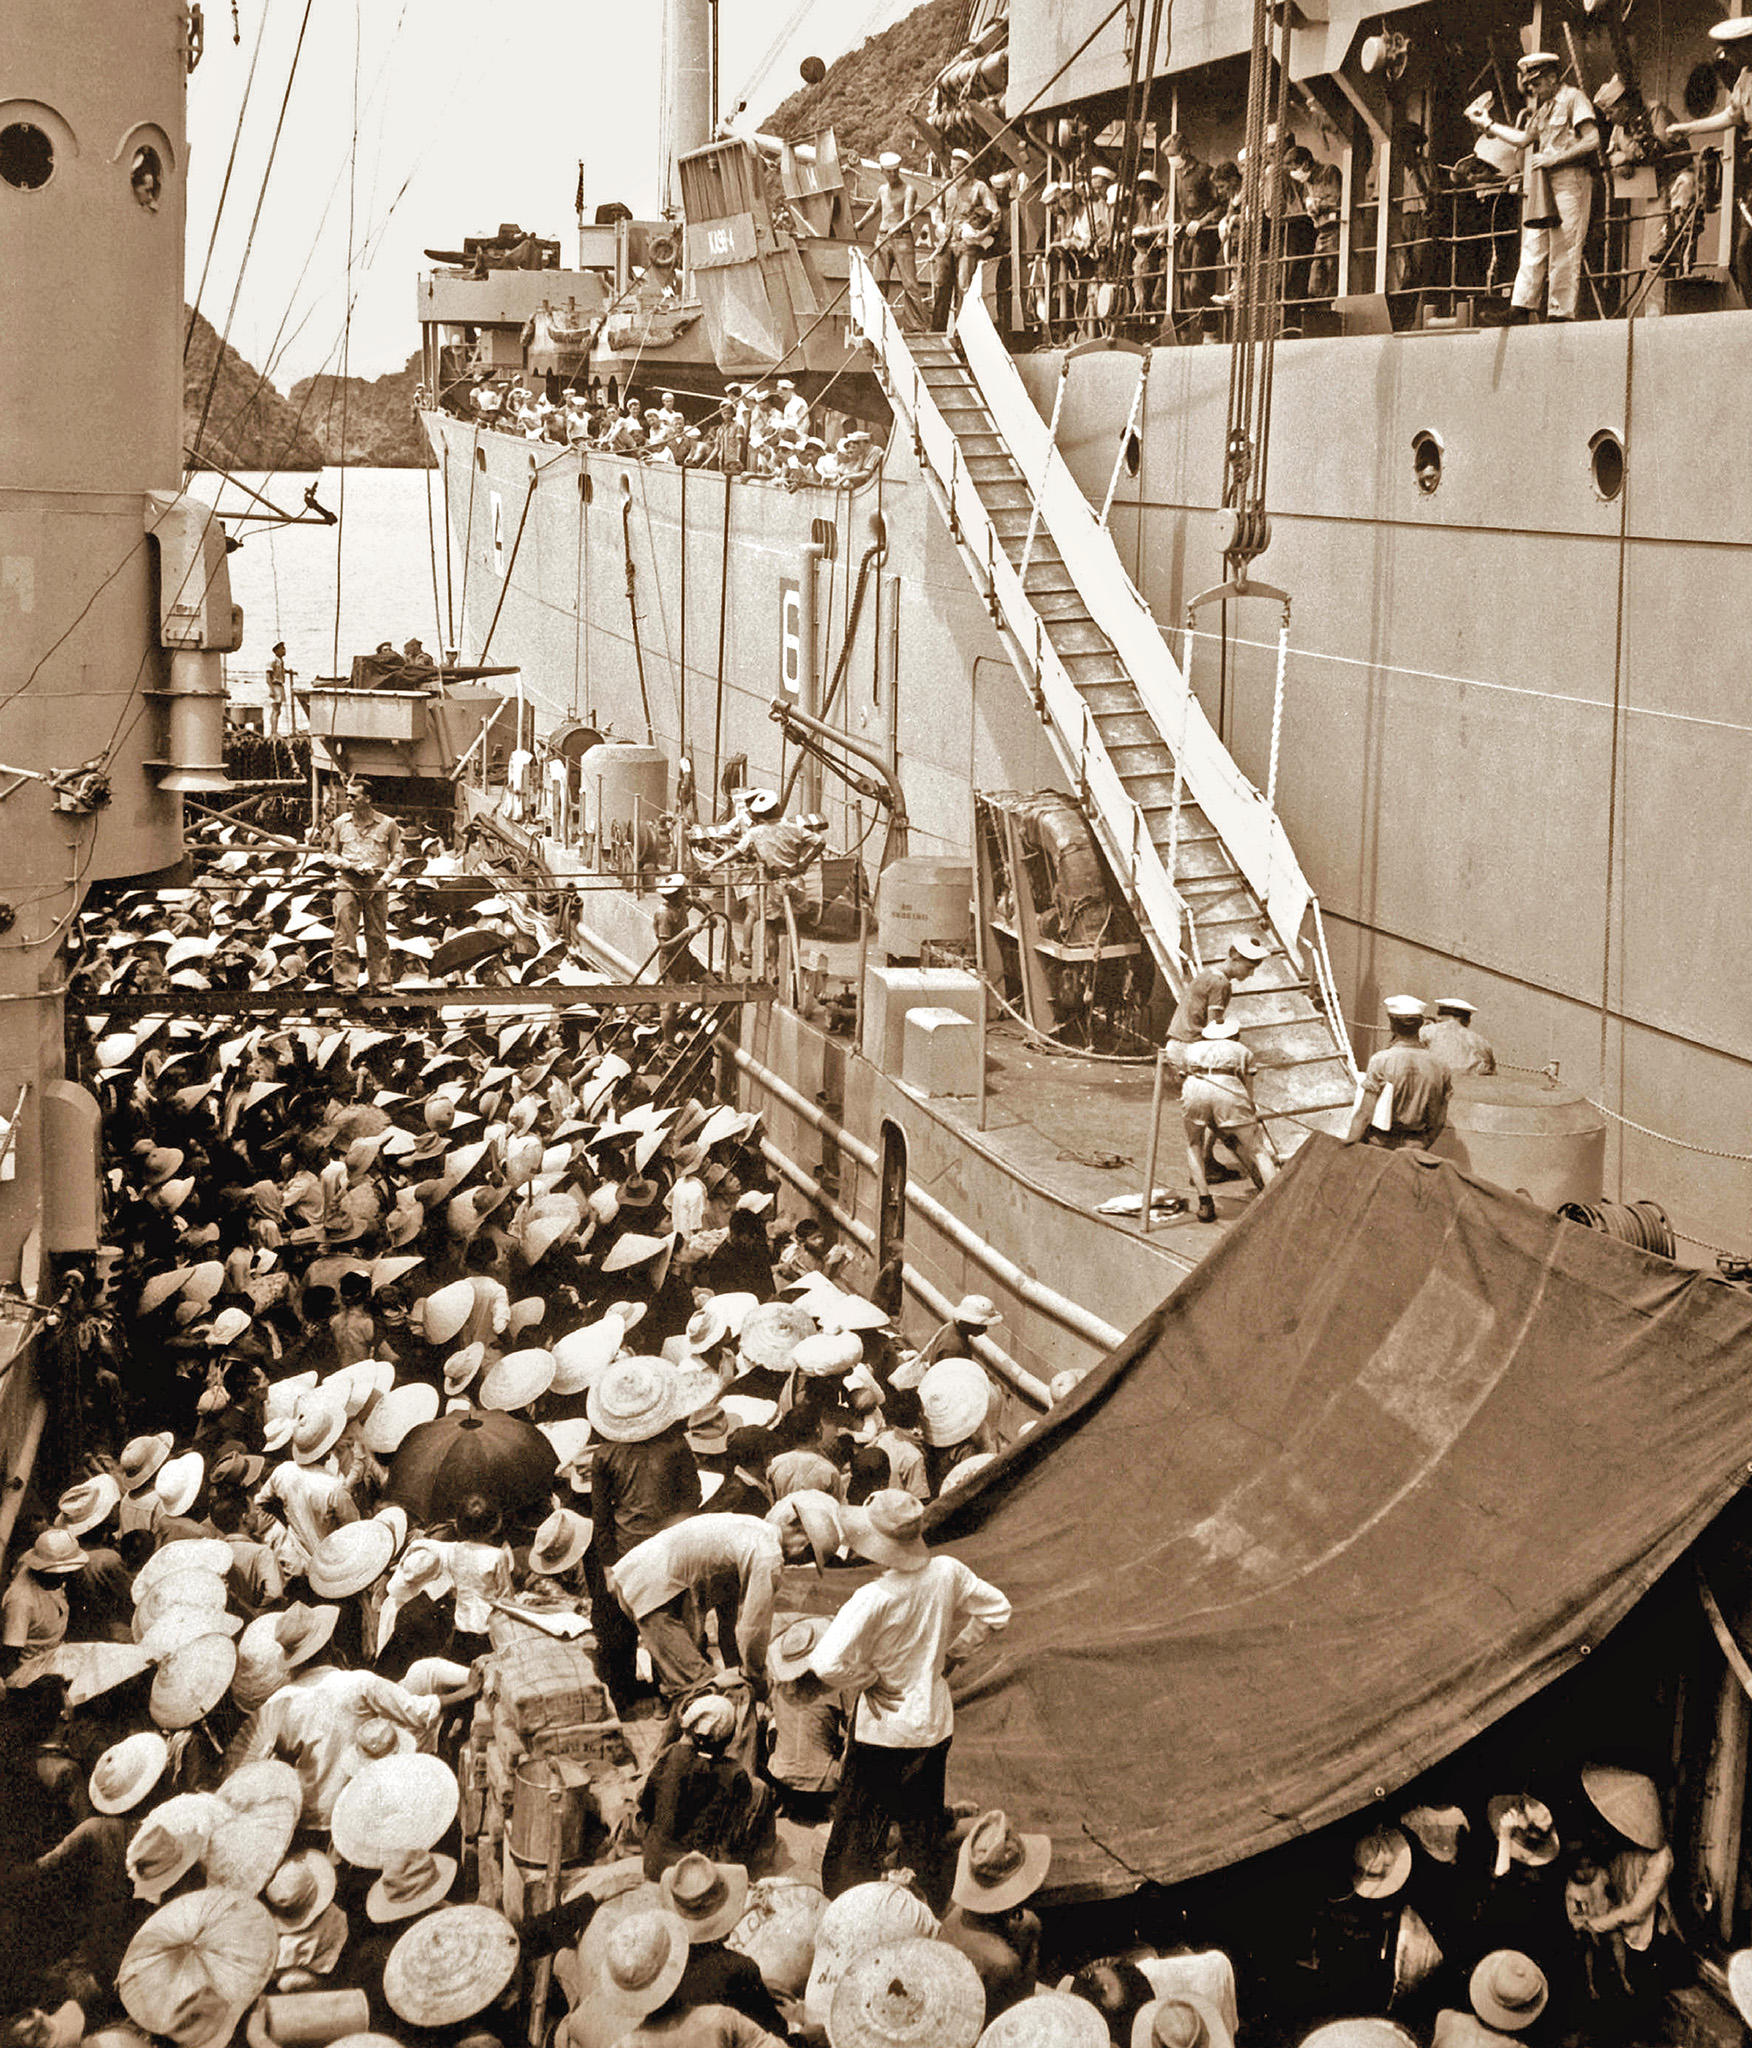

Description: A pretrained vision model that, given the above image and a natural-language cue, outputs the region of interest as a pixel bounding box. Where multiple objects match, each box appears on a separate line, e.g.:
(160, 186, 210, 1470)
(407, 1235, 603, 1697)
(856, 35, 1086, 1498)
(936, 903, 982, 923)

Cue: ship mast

(662, 0, 715, 215)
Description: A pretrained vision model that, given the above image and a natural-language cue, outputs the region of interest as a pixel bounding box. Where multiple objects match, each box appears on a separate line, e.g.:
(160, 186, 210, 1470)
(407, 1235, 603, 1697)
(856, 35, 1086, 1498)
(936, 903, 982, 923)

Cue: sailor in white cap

(1164, 934, 1271, 1074)
(1668, 18, 1752, 303)
(857, 149, 924, 321)
(930, 144, 1001, 328)
(776, 378, 811, 438)
(1466, 52, 1600, 320)
(1345, 995, 1453, 1150)
(1420, 997, 1497, 1077)
(1179, 1017, 1279, 1221)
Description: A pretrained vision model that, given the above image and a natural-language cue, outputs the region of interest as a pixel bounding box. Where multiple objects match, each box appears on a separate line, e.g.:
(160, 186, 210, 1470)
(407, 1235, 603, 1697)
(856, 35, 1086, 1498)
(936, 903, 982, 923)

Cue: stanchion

(1140, 1048, 1167, 1235)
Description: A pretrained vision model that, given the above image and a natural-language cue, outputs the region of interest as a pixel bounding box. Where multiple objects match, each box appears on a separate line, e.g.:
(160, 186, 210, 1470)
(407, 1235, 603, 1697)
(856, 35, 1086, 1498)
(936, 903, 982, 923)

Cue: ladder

(849, 257, 1358, 1140)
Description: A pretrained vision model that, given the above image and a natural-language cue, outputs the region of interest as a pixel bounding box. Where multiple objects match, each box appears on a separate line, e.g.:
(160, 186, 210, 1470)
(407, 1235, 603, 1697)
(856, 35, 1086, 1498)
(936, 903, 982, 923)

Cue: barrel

(1558, 1198, 1676, 1259)
(1427, 1075, 1606, 1211)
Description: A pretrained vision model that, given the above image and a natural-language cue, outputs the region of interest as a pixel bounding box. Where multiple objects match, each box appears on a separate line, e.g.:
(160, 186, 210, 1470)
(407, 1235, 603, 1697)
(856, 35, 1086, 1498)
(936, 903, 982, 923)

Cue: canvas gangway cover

(929, 1136, 1752, 1898)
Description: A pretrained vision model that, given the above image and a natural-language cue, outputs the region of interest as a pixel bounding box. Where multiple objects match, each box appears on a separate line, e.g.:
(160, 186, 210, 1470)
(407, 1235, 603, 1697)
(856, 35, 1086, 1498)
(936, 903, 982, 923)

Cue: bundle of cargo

(462, 1635, 642, 1918)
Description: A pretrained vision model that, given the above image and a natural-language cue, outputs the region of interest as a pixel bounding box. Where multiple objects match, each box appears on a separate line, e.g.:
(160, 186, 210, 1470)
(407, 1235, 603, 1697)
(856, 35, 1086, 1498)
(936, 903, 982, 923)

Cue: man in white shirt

(228, 1666, 441, 1824)
(610, 1511, 814, 1696)
(809, 1488, 1011, 1898)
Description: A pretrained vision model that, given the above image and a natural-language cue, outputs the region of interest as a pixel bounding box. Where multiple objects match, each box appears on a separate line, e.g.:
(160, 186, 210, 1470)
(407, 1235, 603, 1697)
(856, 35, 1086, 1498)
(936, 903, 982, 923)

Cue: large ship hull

(429, 309, 1751, 1257)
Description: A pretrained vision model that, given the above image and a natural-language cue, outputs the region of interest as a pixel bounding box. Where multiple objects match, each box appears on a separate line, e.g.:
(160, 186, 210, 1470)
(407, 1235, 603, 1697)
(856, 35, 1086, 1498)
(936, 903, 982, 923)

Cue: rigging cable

(712, 475, 733, 818)
(190, 0, 315, 465)
(1598, 296, 1639, 1185)
(332, 4, 361, 677)
(185, 0, 274, 359)
(424, 465, 445, 654)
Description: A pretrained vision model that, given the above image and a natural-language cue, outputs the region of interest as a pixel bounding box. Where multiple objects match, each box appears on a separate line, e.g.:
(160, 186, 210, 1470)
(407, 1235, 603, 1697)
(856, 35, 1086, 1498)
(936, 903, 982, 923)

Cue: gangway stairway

(848, 257, 1359, 1145)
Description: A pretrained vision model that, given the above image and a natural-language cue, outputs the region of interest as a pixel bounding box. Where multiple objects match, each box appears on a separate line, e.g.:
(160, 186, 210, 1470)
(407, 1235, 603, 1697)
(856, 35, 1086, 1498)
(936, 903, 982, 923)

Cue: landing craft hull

(428, 306, 1752, 1259)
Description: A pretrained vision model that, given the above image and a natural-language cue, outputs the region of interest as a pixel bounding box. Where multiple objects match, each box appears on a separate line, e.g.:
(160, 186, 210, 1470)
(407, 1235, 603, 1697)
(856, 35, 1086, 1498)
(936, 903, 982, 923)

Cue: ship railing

(951, 271, 1317, 970)
(848, 252, 1200, 988)
(1016, 176, 1707, 342)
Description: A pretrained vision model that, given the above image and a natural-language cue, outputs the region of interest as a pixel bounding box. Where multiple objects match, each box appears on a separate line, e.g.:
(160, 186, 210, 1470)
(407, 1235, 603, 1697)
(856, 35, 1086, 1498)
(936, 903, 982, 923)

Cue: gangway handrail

(848, 255, 1195, 986)
(951, 275, 1315, 966)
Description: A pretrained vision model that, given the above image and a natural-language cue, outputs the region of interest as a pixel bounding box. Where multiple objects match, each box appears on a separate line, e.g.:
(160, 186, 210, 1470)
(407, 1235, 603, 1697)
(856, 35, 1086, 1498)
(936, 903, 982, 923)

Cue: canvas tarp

(927, 1135, 1752, 1899)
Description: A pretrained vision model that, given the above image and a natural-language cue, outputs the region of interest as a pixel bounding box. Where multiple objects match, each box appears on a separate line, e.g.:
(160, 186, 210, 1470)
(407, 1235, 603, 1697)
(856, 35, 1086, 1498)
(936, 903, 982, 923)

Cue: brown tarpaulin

(927, 1136, 1752, 1899)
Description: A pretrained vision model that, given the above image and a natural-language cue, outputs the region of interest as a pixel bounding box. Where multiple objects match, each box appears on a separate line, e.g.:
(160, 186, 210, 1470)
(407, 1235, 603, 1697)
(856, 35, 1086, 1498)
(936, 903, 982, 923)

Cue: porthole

(1411, 429, 1443, 495)
(475, 447, 487, 472)
(1589, 428, 1625, 502)
(1123, 428, 1141, 478)
(0, 122, 54, 190)
(578, 472, 593, 504)
(130, 144, 163, 210)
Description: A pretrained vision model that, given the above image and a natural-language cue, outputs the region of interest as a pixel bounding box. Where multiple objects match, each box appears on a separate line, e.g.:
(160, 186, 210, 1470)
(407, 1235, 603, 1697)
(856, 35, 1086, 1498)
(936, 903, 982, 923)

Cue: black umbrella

(386, 1407, 558, 1520)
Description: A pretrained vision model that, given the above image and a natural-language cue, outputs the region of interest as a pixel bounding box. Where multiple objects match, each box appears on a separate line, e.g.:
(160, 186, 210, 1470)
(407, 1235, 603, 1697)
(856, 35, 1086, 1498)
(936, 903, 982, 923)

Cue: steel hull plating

(430, 305, 1752, 1257)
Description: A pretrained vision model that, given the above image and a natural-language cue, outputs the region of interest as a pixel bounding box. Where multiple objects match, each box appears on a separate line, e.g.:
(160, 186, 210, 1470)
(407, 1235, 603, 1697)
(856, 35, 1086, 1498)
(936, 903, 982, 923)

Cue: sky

(184, 0, 920, 392)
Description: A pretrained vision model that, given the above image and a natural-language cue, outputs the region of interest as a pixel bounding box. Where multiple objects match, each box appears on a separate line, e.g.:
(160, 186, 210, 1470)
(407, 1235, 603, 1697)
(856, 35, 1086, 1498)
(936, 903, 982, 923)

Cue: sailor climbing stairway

(848, 260, 1358, 1142)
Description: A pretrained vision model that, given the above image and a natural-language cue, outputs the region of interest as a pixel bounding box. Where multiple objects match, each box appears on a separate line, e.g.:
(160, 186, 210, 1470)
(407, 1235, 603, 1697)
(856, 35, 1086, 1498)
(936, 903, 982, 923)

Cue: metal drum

(508, 1754, 601, 1867)
(579, 742, 669, 848)
(1427, 1076, 1606, 1211)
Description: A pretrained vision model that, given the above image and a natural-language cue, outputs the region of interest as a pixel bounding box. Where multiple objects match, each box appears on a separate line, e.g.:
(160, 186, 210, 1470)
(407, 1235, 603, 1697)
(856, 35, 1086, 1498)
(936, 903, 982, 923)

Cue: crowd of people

(0, 799, 1735, 2048)
(447, 377, 883, 491)
(0, 810, 1123, 2048)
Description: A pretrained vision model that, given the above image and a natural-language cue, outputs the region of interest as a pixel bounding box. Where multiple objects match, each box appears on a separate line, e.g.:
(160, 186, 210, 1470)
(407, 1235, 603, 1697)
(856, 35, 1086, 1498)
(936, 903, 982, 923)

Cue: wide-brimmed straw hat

(986, 1993, 1111, 2048)
(1470, 1951, 1549, 2032)
(660, 1852, 750, 1944)
(588, 1357, 717, 1443)
(1351, 1826, 1412, 1898)
(1486, 1794, 1559, 1872)
(599, 1910, 691, 2016)
(150, 1633, 238, 1729)
(1727, 1949, 1752, 2027)
(131, 1567, 226, 1640)
(19, 1527, 89, 1575)
(767, 1615, 827, 1684)
(332, 1753, 460, 1868)
(919, 1358, 991, 1448)
(261, 1849, 338, 1939)
(119, 1431, 175, 1493)
(737, 1301, 816, 1372)
(204, 1758, 302, 1896)
(363, 1381, 440, 1454)
(367, 1848, 459, 1924)
(134, 1535, 233, 1595)
(1580, 1763, 1666, 1851)
(768, 1489, 844, 1573)
(152, 1452, 205, 1519)
(292, 1399, 348, 1465)
(530, 1506, 593, 1575)
(793, 1330, 862, 1377)
(239, 1599, 339, 1677)
(383, 1904, 520, 2027)
(829, 1938, 985, 2048)
(1131, 1993, 1235, 2048)
(90, 1730, 171, 1815)
(480, 1346, 556, 1411)
(552, 1314, 624, 1396)
(952, 1809, 1053, 1914)
(842, 1488, 930, 1570)
(57, 1472, 122, 1537)
(308, 1517, 397, 1599)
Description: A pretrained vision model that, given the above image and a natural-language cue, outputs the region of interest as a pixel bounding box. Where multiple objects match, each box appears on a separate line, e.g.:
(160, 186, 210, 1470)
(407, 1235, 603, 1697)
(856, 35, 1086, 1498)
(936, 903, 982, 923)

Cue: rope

(184, 0, 273, 359)
(1598, 276, 1640, 1166)
(424, 465, 444, 653)
(457, 428, 480, 645)
(191, 0, 315, 466)
(1582, 1098, 1752, 1164)
(976, 970, 1156, 1064)
(1264, 603, 1289, 810)
(478, 468, 543, 666)
(330, 9, 360, 677)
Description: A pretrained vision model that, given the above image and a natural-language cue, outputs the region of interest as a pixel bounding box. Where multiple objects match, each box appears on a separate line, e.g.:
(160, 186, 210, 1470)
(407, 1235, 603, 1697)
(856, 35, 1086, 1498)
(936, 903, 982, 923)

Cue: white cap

(1384, 994, 1427, 1020)
(878, 151, 902, 170)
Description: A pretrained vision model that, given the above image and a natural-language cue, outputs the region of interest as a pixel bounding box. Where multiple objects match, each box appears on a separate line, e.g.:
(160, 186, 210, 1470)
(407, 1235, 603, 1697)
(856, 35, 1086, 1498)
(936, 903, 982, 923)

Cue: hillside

(762, 0, 972, 160)
(183, 308, 326, 473)
(289, 354, 433, 470)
